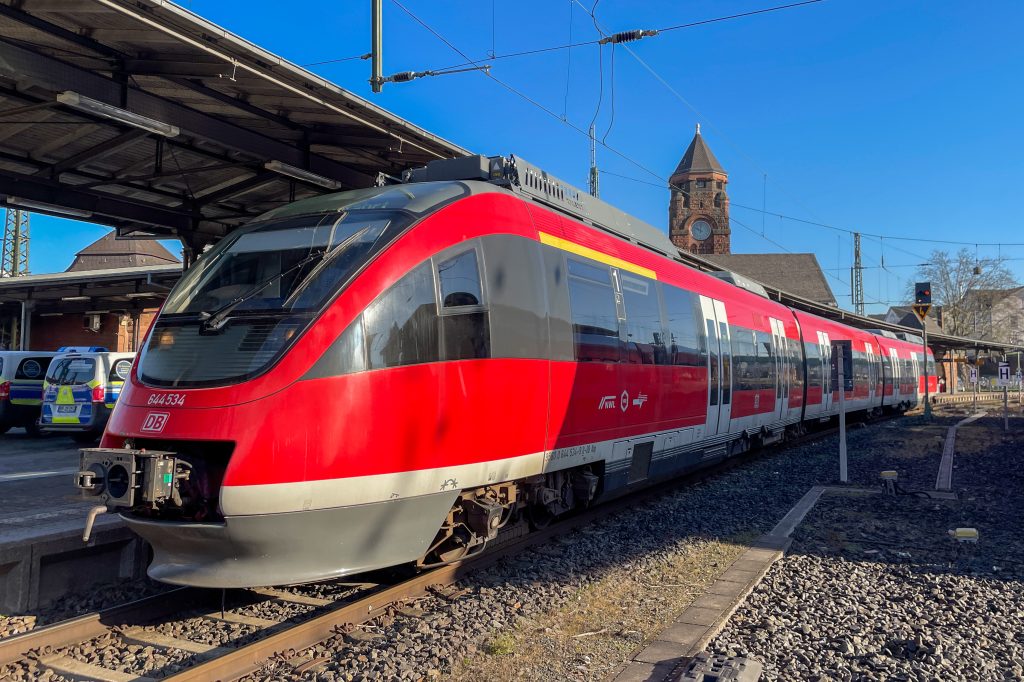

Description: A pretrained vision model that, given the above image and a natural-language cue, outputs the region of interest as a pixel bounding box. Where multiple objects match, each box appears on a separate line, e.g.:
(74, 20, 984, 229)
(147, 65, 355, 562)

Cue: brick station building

(0, 233, 180, 352)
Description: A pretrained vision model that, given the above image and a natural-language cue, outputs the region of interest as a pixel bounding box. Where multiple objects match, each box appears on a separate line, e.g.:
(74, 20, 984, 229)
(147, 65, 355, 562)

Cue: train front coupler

(75, 448, 190, 542)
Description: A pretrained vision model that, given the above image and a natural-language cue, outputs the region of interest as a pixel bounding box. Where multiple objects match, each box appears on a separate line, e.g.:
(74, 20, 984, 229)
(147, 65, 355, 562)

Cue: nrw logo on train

(141, 412, 170, 433)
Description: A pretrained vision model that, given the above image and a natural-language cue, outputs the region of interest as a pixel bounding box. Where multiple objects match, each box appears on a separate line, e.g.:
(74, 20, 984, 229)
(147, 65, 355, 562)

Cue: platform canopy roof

(0, 0, 469, 247)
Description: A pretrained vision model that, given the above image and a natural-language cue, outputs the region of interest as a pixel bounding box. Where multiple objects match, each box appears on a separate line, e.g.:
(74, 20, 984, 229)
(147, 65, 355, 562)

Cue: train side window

(438, 249, 483, 308)
(620, 273, 665, 364)
(755, 331, 774, 391)
(662, 285, 701, 366)
(567, 258, 621, 362)
(706, 319, 719, 405)
(805, 341, 822, 388)
(731, 325, 755, 392)
(719, 321, 731, 404)
(789, 337, 805, 394)
(436, 249, 490, 361)
(364, 262, 440, 369)
(330, 316, 367, 375)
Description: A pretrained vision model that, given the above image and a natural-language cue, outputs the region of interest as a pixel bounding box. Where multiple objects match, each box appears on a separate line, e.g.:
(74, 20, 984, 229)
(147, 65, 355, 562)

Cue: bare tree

(910, 248, 1018, 339)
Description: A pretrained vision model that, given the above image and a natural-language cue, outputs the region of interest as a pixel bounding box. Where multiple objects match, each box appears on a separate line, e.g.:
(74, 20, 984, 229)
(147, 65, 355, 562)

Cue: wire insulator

(388, 71, 419, 83)
(599, 29, 658, 45)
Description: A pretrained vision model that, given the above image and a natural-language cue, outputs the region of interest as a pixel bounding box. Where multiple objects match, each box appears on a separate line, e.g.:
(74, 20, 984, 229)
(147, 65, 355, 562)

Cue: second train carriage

(76, 155, 934, 588)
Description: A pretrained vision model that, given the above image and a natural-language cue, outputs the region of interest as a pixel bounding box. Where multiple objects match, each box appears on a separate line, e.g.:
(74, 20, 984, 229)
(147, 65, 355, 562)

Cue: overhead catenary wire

(370, 0, 827, 73)
(598, 170, 1024, 251)
(386, 2, 1007, 312)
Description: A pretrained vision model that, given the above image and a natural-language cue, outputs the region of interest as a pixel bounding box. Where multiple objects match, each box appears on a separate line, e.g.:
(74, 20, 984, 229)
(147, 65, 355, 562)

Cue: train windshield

(139, 209, 410, 388)
(163, 211, 395, 318)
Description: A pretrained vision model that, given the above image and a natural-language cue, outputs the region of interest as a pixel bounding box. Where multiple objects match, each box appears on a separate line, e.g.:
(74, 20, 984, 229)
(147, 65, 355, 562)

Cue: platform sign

(830, 340, 854, 392)
(997, 362, 1010, 387)
(969, 367, 978, 384)
(912, 303, 931, 323)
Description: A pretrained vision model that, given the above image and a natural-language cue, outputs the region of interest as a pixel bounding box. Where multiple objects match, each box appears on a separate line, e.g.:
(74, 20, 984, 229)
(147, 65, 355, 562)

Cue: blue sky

(29, 0, 1024, 314)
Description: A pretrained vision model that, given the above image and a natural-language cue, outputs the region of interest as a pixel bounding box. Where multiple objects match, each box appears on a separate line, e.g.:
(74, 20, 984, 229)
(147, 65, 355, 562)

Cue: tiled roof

(672, 125, 725, 176)
(67, 232, 179, 272)
(703, 253, 837, 306)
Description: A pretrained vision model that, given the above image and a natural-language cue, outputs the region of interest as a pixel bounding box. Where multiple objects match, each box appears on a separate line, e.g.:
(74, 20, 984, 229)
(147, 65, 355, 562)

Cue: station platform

(0, 430, 147, 613)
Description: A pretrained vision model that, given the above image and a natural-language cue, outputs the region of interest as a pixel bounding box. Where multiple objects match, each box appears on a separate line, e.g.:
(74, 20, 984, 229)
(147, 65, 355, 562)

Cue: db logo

(141, 412, 169, 433)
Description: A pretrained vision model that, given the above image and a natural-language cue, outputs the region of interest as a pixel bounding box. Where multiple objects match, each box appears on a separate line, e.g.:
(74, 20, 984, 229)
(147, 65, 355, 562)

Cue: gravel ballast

(712, 411, 1024, 681)
(5, 407, 1017, 682)
(242, 412, 970, 682)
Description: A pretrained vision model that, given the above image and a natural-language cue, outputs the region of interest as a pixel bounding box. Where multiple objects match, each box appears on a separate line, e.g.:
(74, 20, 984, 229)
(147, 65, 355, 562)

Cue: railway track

(0, 412, 900, 682)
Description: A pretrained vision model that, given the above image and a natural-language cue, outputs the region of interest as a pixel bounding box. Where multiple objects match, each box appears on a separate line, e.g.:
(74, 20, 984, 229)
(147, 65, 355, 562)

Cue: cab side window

(437, 249, 489, 361)
(364, 262, 440, 369)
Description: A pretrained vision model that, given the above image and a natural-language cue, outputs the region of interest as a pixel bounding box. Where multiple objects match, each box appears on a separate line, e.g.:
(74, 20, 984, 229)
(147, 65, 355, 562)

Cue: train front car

(74, 180, 545, 588)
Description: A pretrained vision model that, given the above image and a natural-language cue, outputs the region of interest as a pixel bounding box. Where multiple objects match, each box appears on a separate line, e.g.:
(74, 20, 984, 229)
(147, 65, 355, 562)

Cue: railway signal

(914, 282, 932, 305)
(914, 282, 933, 418)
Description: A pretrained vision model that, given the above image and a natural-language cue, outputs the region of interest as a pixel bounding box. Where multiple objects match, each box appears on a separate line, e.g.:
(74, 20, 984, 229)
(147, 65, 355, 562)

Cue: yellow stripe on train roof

(538, 232, 657, 280)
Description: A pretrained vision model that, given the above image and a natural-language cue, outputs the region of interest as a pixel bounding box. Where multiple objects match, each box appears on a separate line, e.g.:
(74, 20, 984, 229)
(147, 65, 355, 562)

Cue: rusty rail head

(0, 587, 194, 667)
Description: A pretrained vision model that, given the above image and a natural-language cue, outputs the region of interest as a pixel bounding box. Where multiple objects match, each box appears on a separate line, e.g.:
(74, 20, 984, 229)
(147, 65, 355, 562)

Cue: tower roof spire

(673, 124, 725, 176)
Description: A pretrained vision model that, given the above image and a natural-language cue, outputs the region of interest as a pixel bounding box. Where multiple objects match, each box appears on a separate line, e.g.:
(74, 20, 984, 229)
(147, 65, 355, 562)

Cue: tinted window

(662, 285, 701, 366)
(163, 211, 394, 315)
(756, 331, 774, 390)
(789, 337, 805, 394)
(438, 250, 483, 308)
(732, 326, 757, 391)
(806, 342, 822, 388)
(621, 274, 664, 365)
(364, 263, 440, 369)
(334, 317, 367, 375)
(706, 320, 719, 405)
(719, 321, 731, 404)
(16, 357, 51, 380)
(567, 259, 620, 362)
(46, 358, 96, 385)
(437, 249, 489, 361)
(109, 359, 132, 382)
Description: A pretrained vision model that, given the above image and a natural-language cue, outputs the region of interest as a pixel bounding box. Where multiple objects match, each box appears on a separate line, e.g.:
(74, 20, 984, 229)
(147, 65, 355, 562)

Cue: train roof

(404, 155, 679, 258)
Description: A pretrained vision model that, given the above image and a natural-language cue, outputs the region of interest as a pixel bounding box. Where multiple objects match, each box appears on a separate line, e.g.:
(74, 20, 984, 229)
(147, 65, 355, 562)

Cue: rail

(1, 411, 904, 681)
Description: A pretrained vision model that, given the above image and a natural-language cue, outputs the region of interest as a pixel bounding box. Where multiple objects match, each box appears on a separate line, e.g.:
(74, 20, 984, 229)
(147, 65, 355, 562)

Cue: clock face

(691, 220, 712, 241)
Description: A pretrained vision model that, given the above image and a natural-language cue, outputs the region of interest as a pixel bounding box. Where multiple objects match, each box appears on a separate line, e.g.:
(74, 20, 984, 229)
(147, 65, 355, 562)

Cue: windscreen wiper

(198, 226, 370, 333)
(197, 250, 325, 333)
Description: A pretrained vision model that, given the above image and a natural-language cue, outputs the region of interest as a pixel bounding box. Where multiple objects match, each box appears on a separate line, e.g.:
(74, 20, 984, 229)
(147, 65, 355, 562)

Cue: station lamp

(56, 91, 180, 138)
(264, 160, 343, 190)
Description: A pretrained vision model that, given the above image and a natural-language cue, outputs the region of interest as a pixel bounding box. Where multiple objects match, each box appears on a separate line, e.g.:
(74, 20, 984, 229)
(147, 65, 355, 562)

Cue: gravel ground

(0, 576, 172, 639)
(712, 410, 1024, 681)
(239, 411, 958, 682)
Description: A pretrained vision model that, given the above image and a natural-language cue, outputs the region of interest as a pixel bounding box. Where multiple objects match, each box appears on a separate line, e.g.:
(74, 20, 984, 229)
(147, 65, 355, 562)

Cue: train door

(917, 350, 925, 399)
(865, 343, 876, 406)
(816, 331, 833, 414)
(769, 318, 789, 423)
(698, 296, 731, 438)
(889, 348, 901, 403)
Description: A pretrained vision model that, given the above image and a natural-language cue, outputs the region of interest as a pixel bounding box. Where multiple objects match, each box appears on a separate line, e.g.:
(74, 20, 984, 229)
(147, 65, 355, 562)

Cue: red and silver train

(76, 155, 936, 588)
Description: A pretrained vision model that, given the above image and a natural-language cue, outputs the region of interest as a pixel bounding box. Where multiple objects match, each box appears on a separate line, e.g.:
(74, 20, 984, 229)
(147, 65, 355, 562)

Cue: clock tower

(669, 124, 730, 255)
